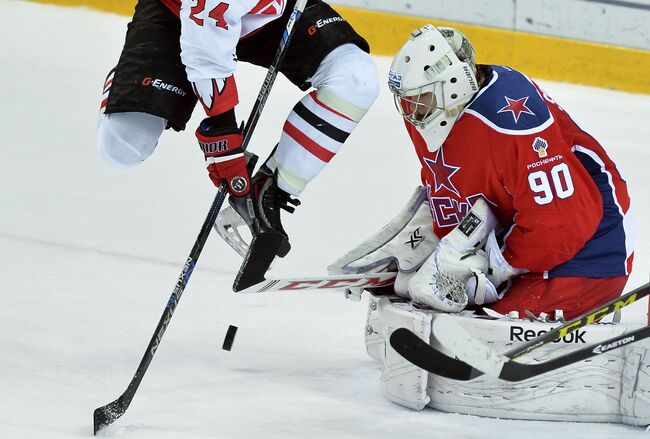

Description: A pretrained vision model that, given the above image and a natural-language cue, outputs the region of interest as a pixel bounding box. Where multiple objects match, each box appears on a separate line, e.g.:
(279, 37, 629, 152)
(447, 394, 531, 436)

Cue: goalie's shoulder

(462, 65, 553, 135)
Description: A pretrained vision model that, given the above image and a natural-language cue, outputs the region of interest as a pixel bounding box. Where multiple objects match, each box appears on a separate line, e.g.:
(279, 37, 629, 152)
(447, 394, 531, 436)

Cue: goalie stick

(389, 281, 650, 381)
(432, 313, 650, 381)
(93, 1, 309, 434)
(236, 272, 396, 294)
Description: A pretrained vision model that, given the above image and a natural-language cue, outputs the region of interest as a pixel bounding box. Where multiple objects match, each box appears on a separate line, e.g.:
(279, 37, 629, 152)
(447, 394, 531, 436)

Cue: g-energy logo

(510, 326, 587, 344)
(308, 16, 344, 35)
(142, 77, 187, 97)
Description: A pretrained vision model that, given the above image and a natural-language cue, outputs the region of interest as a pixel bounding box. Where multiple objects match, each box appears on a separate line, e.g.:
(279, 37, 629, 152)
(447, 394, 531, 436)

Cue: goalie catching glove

(409, 197, 525, 312)
(330, 189, 524, 311)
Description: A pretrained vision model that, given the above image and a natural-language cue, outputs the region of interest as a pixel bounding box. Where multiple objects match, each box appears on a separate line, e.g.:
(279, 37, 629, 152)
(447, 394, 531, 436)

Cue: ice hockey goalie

(329, 187, 649, 426)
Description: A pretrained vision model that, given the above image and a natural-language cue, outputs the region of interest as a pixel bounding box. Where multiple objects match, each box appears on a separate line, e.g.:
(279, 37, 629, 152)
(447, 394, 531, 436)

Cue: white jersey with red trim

(177, 0, 286, 82)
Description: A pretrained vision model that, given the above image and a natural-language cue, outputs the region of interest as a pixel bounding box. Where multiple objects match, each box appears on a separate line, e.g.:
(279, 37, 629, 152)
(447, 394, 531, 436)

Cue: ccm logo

(510, 325, 587, 344)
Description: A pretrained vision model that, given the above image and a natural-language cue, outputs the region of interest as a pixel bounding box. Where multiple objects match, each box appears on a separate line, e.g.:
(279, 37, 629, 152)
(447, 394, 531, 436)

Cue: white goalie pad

(365, 294, 432, 410)
(328, 186, 438, 276)
(365, 293, 650, 426)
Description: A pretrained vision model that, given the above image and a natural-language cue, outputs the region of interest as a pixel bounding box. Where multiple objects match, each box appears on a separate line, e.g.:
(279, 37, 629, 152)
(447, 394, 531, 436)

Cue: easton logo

(405, 227, 425, 250)
(510, 326, 587, 344)
(592, 335, 635, 354)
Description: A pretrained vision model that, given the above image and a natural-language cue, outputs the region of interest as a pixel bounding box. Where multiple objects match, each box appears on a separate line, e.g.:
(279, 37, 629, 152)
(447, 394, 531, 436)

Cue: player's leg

(97, 0, 196, 168)
(260, 0, 378, 196)
(269, 41, 378, 195)
(97, 109, 166, 168)
(487, 275, 629, 320)
(234, 0, 378, 241)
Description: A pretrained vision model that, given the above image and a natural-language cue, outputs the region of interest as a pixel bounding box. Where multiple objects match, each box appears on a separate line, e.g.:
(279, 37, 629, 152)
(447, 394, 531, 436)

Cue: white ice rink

(1, 1, 650, 438)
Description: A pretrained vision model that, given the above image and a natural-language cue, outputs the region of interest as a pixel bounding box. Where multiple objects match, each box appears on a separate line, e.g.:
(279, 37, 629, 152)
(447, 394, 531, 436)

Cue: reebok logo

(142, 77, 187, 97)
(510, 325, 587, 344)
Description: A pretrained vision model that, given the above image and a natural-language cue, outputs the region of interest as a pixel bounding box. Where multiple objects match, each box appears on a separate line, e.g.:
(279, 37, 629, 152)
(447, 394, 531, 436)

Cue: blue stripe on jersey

(548, 150, 627, 278)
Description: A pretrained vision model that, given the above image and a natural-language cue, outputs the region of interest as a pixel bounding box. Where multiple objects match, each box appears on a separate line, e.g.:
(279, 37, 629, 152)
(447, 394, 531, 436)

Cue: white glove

(408, 198, 500, 311)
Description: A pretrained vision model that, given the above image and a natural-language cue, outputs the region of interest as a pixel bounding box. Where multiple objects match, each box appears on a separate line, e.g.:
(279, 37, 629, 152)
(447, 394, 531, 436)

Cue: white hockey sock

(270, 91, 358, 195)
(269, 44, 378, 196)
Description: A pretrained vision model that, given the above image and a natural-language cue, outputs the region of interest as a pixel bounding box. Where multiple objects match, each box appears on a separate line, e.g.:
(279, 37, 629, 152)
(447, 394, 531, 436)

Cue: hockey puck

(222, 325, 238, 351)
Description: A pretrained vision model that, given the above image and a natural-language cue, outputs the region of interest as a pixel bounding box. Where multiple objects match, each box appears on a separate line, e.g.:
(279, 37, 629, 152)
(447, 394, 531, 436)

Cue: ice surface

(1, 1, 649, 438)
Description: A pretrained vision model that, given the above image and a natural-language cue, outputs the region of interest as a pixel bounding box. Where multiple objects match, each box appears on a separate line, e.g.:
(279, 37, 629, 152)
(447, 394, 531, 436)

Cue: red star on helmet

(497, 96, 535, 123)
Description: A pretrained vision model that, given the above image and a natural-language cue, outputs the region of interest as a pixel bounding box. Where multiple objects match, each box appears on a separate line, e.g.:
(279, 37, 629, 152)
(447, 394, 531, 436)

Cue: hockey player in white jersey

(97, 0, 378, 288)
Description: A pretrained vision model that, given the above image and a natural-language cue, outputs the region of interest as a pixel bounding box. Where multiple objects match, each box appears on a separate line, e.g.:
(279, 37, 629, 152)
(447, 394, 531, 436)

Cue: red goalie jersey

(406, 65, 634, 279)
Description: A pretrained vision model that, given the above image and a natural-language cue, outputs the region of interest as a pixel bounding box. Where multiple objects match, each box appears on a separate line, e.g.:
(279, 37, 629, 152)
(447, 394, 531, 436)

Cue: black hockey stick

(432, 313, 650, 381)
(93, 1, 309, 434)
(389, 281, 650, 381)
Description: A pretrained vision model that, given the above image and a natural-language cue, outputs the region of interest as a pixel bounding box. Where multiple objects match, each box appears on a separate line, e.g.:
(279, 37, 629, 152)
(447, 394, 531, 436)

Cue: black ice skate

(229, 162, 300, 291)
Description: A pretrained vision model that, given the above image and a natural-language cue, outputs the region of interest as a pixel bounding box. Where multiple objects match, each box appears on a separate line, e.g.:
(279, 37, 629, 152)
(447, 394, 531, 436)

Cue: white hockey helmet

(388, 25, 479, 133)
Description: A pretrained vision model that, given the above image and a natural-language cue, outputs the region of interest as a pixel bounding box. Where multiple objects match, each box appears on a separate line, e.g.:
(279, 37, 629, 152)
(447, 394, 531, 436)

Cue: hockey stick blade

(94, 395, 130, 435)
(389, 328, 477, 380)
(237, 272, 397, 294)
(233, 232, 287, 292)
(434, 314, 650, 381)
(390, 281, 650, 381)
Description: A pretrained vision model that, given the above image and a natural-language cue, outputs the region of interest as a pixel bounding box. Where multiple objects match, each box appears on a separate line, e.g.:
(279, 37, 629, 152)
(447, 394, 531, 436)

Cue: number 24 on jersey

(190, 0, 230, 29)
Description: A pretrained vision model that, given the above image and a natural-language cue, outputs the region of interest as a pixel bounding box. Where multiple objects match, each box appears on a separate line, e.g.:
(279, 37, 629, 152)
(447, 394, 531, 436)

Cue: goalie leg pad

(368, 297, 650, 425)
(365, 294, 432, 410)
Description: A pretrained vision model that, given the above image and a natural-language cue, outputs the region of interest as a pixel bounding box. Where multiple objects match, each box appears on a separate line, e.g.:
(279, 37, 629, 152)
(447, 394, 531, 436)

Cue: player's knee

(97, 112, 166, 168)
(334, 48, 379, 109)
(312, 44, 379, 115)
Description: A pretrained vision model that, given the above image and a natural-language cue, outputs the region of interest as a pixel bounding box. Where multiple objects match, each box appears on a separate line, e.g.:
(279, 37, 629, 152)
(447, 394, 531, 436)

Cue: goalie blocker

(364, 293, 650, 425)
